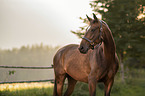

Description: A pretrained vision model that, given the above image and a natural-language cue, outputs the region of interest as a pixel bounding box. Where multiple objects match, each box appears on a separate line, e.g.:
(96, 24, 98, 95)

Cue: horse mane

(100, 20, 109, 28)
(101, 20, 116, 60)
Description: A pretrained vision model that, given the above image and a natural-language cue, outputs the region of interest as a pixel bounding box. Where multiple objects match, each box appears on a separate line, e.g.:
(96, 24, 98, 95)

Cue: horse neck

(102, 26, 116, 61)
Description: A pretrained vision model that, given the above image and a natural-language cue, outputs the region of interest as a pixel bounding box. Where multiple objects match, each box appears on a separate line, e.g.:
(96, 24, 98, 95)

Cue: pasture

(0, 83, 53, 96)
(0, 45, 145, 96)
(0, 69, 145, 96)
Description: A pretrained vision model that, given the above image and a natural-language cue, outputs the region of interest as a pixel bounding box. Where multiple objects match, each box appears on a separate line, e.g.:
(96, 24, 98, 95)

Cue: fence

(0, 65, 54, 84)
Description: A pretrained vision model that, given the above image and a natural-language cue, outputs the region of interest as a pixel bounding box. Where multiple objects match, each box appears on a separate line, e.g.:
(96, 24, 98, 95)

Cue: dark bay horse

(53, 13, 119, 96)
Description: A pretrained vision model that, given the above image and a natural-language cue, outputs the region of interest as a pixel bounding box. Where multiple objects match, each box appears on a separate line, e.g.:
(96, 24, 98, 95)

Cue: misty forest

(0, 44, 59, 82)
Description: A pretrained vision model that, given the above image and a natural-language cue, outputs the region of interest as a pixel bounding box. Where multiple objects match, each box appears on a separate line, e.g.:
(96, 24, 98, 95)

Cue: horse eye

(93, 20, 96, 23)
(91, 29, 96, 32)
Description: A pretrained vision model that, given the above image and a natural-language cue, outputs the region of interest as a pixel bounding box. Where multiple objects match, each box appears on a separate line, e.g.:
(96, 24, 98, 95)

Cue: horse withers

(53, 13, 119, 96)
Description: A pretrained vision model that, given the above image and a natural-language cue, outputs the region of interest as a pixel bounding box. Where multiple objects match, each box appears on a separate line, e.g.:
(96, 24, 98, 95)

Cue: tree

(72, 0, 145, 83)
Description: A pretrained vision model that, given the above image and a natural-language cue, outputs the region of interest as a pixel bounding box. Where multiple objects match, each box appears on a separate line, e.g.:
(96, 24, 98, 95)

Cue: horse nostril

(78, 46, 84, 51)
(80, 46, 84, 50)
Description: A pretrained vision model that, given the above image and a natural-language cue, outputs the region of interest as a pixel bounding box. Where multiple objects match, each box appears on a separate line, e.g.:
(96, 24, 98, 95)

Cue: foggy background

(0, 0, 94, 49)
(0, 0, 93, 82)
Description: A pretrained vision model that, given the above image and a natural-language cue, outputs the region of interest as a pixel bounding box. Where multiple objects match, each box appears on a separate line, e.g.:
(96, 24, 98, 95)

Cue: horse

(53, 13, 119, 96)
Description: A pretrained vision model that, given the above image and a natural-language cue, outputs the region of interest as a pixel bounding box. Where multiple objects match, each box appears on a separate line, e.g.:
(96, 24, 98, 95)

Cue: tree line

(0, 43, 59, 67)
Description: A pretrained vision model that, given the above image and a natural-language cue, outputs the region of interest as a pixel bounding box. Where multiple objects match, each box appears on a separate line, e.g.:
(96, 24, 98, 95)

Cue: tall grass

(0, 69, 145, 96)
(71, 69, 145, 96)
(0, 80, 145, 96)
(0, 83, 53, 96)
(71, 79, 145, 96)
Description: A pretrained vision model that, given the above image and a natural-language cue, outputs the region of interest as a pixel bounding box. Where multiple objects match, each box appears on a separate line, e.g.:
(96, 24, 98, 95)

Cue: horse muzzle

(78, 45, 89, 54)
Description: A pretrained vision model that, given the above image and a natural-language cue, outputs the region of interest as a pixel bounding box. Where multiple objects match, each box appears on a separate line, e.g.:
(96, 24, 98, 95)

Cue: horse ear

(86, 14, 92, 22)
(93, 13, 98, 22)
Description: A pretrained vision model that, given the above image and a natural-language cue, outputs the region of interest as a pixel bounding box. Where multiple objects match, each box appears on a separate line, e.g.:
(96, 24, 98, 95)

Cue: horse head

(79, 13, 103, 54)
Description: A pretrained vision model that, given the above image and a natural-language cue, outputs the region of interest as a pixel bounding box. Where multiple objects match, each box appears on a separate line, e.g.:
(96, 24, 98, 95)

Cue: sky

(0, 0, 95, 49)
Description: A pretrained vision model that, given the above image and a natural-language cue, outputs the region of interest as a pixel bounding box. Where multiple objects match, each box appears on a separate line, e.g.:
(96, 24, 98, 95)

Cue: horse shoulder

(53, 44, 79, 71)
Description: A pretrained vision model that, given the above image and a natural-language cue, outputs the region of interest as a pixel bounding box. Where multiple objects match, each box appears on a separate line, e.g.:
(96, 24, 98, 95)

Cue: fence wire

(0, 65, 53, 69)
(0, 65, 54, 84)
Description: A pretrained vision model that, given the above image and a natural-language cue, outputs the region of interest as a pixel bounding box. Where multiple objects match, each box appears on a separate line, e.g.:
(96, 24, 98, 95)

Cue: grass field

(0, 83, 53, 96)
(0, 79, 145, 96)
(71, 79, 145, 96)
(0, 69, 145, 96)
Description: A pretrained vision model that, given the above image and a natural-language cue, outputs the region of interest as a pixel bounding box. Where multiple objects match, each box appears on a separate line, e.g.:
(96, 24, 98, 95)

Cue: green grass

(0, 69, 145, 96)
(0, 87, 53, 96)
(71, 68, 145, 96)
(71, 79, 145, 96)
(0, 83, 53, 96)
(0, 80, 145, 96)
